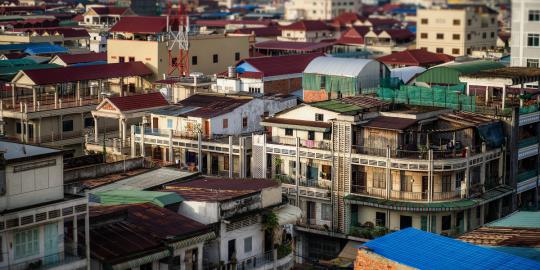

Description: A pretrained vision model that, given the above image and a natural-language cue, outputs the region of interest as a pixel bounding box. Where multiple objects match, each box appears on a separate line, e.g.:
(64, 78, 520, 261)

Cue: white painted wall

(177, 201, 219, 225)
(219, 222, 265, 263)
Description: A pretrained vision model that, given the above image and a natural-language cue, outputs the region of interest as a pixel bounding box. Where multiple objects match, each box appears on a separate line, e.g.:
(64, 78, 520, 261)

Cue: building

(284, 0, 363, 20)
(416, 5, 499, 56)
(108, 16, 250, 80)
(162, 177, 300, 269)
(459, 211, 540, 262)
(410, 59, 505, 87)
(355, 228, 540, 270)
(0, 141, 89, 270)
(253, 40, 334, 56)
(363, 28, 415, 55)
(278, 20, 334, 43)
(302, 56, 389, 102)
(510, 0, 540, 67)
(377, 49, 455, 68)
(79, 6, 135, 52)
(87, 202, 215, 270)
(0, 27, 91, 53)
(214, 53, 322, 95)
(48, 52, 107, 66)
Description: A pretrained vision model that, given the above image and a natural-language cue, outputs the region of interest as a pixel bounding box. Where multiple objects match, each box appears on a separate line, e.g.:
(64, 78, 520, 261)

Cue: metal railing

(390, 190, 426, 201)
(352, 144, 484, 160)
(518, 137, 539, 148)
(267, 136, 331, 150)
(433, 189, 463, 201)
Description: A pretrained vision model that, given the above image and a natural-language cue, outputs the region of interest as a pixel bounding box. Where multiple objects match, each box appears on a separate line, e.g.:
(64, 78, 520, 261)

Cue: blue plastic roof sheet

(361, 228, 540, 270)
(24, 45, 68, 55)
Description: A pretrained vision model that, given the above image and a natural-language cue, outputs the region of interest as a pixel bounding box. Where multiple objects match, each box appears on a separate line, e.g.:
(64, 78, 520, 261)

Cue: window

(223, 118, 228, 129)
(491, 18, 496, 24)
(140, 263, 152, 270)
(529, 10, 540, 21)
(442, 215, 452, 231)
(285, 128, 293, 136)
(167, 119, 173, 129)
(400, 175, 413, 192)
(192, 56, 197, 65)
(248, 87, 261, 93)
(436, 33, 444, 40)
(527, 59, 540, 68)
(84, 118, 94, 128)
(16, 122, 22, 134)
(452, 48, 460, 55)
(467, 19, 471, 26)
(307, 131, 315, 140)
(213, 54, 218, 63)
(373, 168, 385, 189)
(476, 206, 481, 219)
(244, 237, 252, 253)
(490, 32, 495, 38)
(482, 32, 487, 39)
(452, 34, 460, 40)
(375, 212, 386, 227)
(224, 155, 229, 171)
(14, 228, 39, 259)
(436, 48, 444, 53)
(118, 56, 125, 63)
(453, 19, 460, 26)
(420, 33, 428, 39)
(442, 175, 452, 192)
(315, 113, 324, 121)
(242, 116, 248, 128)
(321, 164, 331, 180)
(528, 33, 540, 47)
(467, 33, 471, 40)
(62, 119, 73, 132)
(420, 18, 428, 24)
(128, 57, 135, 62)
(323, 131, 331, 140)
(235, 52, 240, 61)
(321, 203, 332, 221)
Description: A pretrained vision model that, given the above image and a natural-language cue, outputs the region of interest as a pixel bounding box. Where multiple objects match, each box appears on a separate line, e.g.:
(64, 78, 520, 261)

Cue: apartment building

(0, 28, 90, 53)
(284, 0, 363, 20)
(278, 20, 334, 43)
(79, 6, 134, 52)
(416, 5, 499, 56)
(0, 141, 89, 269)
(510, 0, 540, 68)
(108, 16, 250, 80)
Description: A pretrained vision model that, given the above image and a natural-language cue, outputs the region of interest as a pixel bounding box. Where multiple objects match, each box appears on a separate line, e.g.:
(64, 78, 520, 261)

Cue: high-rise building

(511, 0, 540, 68)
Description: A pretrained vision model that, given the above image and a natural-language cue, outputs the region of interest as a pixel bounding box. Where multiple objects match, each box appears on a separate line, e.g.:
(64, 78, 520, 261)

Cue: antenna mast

(167, 0, 189, 77)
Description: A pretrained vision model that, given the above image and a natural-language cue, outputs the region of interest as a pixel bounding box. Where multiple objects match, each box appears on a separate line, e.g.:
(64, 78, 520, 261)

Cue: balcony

(267, 136, 331, 150)
(276, 174, 331, 190)
(518, 137, 539, 160)
(351, 186, 462, 201)
(230, 242, 293, 270)
(1, 248, 87, 270)
(352, 144, 482, 160)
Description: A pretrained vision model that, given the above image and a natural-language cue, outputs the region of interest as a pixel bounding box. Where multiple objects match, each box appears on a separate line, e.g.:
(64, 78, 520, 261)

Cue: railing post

(480, 142, 486, 192)
(385, 145, 391, 200)
(229, 136, 233, 178)
(131, 125, 136, 158)
(197, 132, 202, 173)
(464, 147, 470, 198)
(140, 125, 145, 157)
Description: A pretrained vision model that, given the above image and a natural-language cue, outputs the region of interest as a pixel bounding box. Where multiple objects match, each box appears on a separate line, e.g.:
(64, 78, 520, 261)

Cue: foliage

(277, 242, 292, 259)
(350, 226, 389, 239)
(261, 211, 279, 233)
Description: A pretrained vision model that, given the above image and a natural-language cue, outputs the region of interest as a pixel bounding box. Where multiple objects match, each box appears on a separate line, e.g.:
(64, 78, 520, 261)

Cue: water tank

(227, 66, 237, 78)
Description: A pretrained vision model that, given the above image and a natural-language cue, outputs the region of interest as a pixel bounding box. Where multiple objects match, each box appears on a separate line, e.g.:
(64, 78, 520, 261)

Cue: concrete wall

(219, 221, 264, 263)
(177, 200, 220, 224)
(63, 157, 145, 183)
(0, 155, 63, 211)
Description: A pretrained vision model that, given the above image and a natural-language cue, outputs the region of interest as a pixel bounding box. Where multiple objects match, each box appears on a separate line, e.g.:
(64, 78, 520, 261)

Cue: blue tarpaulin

(477, 122, 504, 148)
(24, 45, 68, 55)
(0, 42, 50, 52)
(360, 228, 540, 270)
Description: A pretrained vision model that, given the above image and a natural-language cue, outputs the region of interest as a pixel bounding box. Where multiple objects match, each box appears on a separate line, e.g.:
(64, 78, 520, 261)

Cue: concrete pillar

(228, 136, 233, 178)
(197, 133, 202, 173)
(76, 81, 81, 104)
(168, 129, 173, 162)
(480, 205, 485, 225)
(37, 118, 41, 143)
(498, 199, 503, 219)
(296, 137, 300, 206)
(464, 209, 469, 233)
(480, 143, 487, 192)
(118, 118, 122, 139)
(385, 145, 391, 199)
(131, 125, 136, 158)
(464, 147, 470, 197)
(206, 153, 212, 175)
(54, 88, 58, 109)
(140, 125, 145, 157)
(73, 215, 78, 256)
(24, 120, 29, 143)
(85, 196, 90, 270)
(11, 83, 15, 108)
(32, 86, 36, 111)
(93, 116, 99, 142)
(502, 86, 506, 109)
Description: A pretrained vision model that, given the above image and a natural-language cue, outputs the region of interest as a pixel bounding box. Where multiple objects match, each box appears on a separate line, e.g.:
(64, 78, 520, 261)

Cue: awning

(274, 204, 302, 225)
(111, 249, 170, 270)
(169, 231, 216, 250)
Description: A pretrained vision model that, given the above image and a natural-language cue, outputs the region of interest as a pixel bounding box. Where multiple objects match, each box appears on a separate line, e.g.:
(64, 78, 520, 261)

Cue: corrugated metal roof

(487, 211, 540, 229)
(303, 56, 375, 77)
(363, 116, 417, 131)
(91, 167, 196, 192)
(240, 53, 323, 77)
(24, 44, 68, 55)
(0, 42, 50, 52)
(361, 228, 540, 270)
(56, 52, 107, 65)
(107, 92, 168, 112)
(94, 190, 183, 207)
(415, 60, 504, 84)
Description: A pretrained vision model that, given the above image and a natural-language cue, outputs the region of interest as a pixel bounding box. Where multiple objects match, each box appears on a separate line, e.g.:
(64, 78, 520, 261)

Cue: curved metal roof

(303, 56, 376, 77)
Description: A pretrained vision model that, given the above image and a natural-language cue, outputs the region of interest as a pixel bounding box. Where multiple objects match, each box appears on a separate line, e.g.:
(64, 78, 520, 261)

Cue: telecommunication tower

(167, 0, 190, 77)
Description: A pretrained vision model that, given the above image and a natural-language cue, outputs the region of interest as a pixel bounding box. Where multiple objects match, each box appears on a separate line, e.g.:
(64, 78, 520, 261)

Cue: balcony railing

(233, 242, 293, 270)
(275, 174, 331, 190)
(0, 247, 86, 270)
(390, 190, 426, 201)
(518, 169, 538, 183)
(433, 189, 463, 201)
(267, 136, 331, 150)
(352, 144, 483, 160)
(518, 137, 538, 148)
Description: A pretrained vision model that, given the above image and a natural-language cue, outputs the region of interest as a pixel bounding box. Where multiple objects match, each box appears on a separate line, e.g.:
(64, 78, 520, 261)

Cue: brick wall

(264, 77, 302, 95)
(303, 89, 329, 103)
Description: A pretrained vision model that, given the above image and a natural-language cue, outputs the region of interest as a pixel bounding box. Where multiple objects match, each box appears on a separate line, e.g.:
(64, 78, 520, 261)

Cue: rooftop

(164, 177, 278, 202)
(104, 92, 169, 112)
(175, 94, 252, 119)
(0, 140, 61, 162)
(377, 49, 454, 67)
(53, 52, 107, 65)
(303, 56, 376, 77)
(93, 190, 183, 207)
(280, 20, 331, 31)
(110, 16, 177, 34)
(238, 53, 323, 77)
(487, 211, 540, 229)
(463, 67, 540, 81)
(254, 40, 333, 52)
(361, 228, 540, 270)
(362, 116, 418, 131)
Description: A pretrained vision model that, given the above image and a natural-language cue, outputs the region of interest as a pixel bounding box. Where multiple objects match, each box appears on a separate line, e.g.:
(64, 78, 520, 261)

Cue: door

(400, 215, 412, 229)
(307, 201, 316, 224)
(351, 204, 359, 227)
(152, 117, 159, 129)
(422, 176, 428, 199)
(307, 165, 318, 186)
(211, 155, 219, 175)
(44, 223, 59, 265)
(227, 239, 236, 261)
(185, 248, 198, 270)
(204, 120, 210, 137)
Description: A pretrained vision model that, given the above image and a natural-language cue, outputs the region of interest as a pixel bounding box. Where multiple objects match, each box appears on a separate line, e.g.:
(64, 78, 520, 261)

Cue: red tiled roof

(56, 52, 106, 65)
(234, 26, 281, 37)
(336, 26, 370, 45)
(15, 27, 89, 38)
(240, 53, 323, 77)
(333, 12, 365, 26)
(21, 62, 153, 85)
(165, 177, 278, 201)
(281, 20, 331, 31)
(107, 92, 168, 112)
(89, 203, 210, 264)
(364, 18, 400, 27)
(383, 29, 414, 41)
(254, 40, 333, 52)
(110, 16, 177, 34)
(90, 6, 129, 15)
(377, 49, 454, 67)
(195, 19, 272, 28)
(238, 71, 264, 79)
